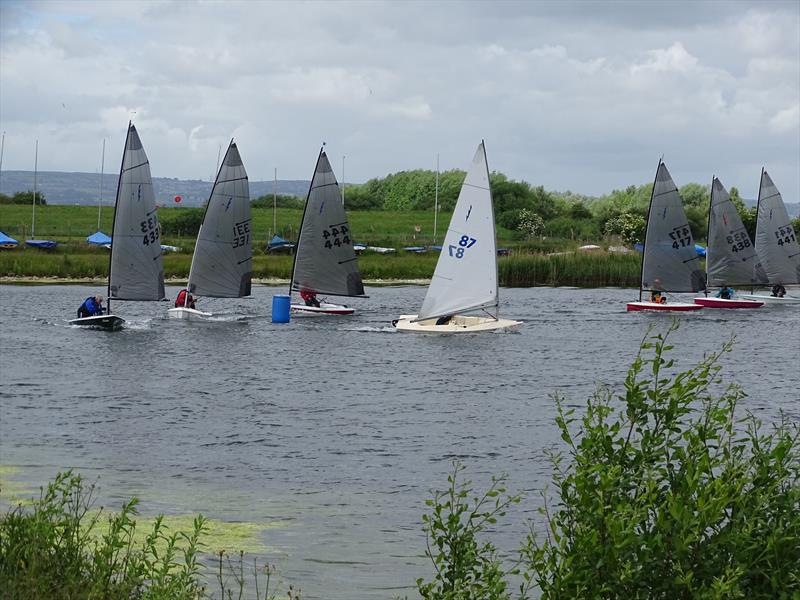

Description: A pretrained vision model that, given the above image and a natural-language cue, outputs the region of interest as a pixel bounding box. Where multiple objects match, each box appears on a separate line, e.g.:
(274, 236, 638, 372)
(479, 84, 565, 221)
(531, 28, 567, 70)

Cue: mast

(704, 175, 713, 296)
(31, 140, 38, 240)
(108, 122, 132, 314)
(0, 131, 5, 194)
(289, 146, 325, 295)
(97, 139, 105, 231)
(483, 140, 499, 317)
(639, 158, 662, 302)
(433, 153, 439, 245)
(342, 154, 345, 207)
(273, 167, 277, 236)
(753, 167, 765, 291)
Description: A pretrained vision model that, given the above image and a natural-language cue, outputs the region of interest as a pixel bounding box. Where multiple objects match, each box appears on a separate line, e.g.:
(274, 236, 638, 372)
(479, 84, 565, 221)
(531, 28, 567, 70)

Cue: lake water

(1, 284, 798, 598)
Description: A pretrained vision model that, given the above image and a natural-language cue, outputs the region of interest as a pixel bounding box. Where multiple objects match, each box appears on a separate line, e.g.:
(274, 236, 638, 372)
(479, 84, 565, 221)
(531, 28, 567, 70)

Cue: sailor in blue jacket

(77, 295, 104, 318)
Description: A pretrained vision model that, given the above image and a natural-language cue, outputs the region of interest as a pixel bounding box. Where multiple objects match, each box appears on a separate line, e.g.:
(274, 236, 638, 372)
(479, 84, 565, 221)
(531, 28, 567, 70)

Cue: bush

(159, 208, 205, 236)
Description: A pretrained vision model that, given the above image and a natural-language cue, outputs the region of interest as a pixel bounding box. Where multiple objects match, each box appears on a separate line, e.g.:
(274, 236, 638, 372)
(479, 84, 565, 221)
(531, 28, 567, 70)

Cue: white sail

(187, 140, 252, 298)
(641, 161, 705, 293)
(108, 123, 165, 301)
(291, 149, 365, 297)
(416, 142, 497, 321)
(754, 169, 800, 285)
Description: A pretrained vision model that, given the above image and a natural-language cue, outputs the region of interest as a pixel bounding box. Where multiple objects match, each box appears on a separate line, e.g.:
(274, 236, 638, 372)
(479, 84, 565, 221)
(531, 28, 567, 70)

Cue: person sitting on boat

(716, 286, 734, 300)
(175, 289, 196, 309)
(650, 291, 666, 304)
(300, 289, 320, 308)
(771, 283, 786, 298)
(77, 295, 104, 318)
(436, 315, 453, 326)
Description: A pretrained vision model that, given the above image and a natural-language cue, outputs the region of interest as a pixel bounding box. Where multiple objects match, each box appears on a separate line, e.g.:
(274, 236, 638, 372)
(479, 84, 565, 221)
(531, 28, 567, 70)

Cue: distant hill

(0, 170, 310, 207)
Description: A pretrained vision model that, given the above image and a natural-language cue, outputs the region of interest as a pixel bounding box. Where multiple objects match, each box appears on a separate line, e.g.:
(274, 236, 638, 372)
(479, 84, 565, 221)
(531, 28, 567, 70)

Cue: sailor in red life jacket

(175, 289, 196, 309)
(300, 289, 320, 308)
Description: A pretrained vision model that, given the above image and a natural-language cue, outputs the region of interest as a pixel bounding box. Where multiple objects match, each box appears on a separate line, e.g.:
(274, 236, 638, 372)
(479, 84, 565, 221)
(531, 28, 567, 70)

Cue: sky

(1, 0, 798, 201)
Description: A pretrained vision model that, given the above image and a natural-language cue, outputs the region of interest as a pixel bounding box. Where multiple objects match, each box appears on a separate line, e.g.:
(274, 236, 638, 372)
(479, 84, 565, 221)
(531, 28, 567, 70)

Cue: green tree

(604, 212, 646, 245)
(0, 190, 47, 206)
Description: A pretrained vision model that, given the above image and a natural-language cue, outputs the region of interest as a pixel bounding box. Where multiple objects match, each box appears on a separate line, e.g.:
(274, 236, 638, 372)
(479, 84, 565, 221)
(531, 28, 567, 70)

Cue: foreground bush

(417, 325, 800, 599)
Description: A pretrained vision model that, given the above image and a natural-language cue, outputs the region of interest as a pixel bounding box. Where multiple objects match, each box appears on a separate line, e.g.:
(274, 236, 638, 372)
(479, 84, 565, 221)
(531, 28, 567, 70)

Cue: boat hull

(738, 294, 800, 304)
(693, 297, 763, 309)
(167, 307, 213, 320)
(291, 302, 354, 316)
(626, 301, 704, 312)
(69, 314, 125, 330)
(393, 314, 522, 333)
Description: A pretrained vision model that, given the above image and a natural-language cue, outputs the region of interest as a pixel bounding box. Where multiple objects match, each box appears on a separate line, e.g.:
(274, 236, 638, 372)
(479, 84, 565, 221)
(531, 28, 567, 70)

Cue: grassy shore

(1, 204, 641, 286)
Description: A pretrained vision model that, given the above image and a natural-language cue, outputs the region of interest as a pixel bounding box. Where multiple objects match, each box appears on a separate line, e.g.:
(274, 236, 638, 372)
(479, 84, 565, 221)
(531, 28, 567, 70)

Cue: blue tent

(694, 244, 706, 257)
(267, 235, 295, 252)
(0, 231, 18, 248)
(86, 231, 112, 245)
(25, 239, 58, 249)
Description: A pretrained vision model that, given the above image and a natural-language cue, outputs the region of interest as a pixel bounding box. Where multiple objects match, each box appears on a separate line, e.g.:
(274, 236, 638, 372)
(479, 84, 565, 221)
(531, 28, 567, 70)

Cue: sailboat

(393, 141, 522, 333)
(69, 122, 165, 330)
(739, 169, 800, 304)
(25, 140, 57, 249)
(289, 146, 366, 316)
(167, 139, 252, 320)
(693, 177, 763, 308)
(627, 160, 705, 312)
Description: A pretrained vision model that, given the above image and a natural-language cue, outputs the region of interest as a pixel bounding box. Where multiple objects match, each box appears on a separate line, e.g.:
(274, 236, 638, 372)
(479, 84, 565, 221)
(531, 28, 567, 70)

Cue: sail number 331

(449, 235, 477, 259)
(232, 221, 250, 248)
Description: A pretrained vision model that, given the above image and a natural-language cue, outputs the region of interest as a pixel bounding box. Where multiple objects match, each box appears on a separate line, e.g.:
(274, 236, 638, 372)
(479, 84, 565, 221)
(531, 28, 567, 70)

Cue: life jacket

(176, 290, 187, 307)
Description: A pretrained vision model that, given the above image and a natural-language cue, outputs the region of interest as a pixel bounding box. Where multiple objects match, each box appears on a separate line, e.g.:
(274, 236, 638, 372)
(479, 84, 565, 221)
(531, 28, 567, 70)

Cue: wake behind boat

(167, 140, 252, 321)
(393, 141, 522, 333)
(289, 146, 366, 316)
(627, 160, 705, 313)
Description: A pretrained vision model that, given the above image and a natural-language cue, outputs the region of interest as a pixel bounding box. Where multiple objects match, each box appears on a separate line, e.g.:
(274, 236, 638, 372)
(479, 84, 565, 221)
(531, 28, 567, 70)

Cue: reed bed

(500, 251, 640, 287)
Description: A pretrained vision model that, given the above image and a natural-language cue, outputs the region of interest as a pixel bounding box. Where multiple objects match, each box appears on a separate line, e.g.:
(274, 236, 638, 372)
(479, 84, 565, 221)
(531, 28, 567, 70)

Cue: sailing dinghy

(693, 177, 763, 309)
(168, 140, 252, 320)
(69, 122, 165, 330)
(627, 160, 705, 312)
(739, 169, 800, 304)
(289, 147, 366, 316)
(393, 141, 522, 333)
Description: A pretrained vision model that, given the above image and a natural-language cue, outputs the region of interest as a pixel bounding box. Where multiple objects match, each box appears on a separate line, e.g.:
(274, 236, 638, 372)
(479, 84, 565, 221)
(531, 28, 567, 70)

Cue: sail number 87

(449, 235, 477, 259)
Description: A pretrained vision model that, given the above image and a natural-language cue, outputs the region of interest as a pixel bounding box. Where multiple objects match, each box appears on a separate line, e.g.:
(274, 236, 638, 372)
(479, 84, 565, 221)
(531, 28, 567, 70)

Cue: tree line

(0, 191, 47, 206)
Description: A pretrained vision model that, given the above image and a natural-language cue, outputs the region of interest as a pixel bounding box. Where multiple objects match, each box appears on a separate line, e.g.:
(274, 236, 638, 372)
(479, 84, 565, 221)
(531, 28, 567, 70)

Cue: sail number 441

(449, 235, 477, 259)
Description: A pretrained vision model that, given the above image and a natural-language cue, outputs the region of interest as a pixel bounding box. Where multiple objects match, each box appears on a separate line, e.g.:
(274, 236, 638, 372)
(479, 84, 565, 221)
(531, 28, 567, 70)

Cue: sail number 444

(449, 235, 477, 259)
(322, 225, 351, 249)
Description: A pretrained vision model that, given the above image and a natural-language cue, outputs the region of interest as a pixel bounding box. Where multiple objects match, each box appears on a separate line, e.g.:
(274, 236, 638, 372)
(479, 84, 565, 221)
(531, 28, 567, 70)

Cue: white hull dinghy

(738, 293, 800, 304)
(291, 302, 355, 316)
(172, 140, 252, 320)
(627, 160, 705, 313)
(69, 314, 125, 330)
(392, 141, 522, 334)
(289, 146, 366, 314)
(692, 177, 763, 310)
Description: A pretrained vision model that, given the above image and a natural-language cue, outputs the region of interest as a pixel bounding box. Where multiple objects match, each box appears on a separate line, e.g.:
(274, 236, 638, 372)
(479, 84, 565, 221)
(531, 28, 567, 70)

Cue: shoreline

(0, 276, 433, 287)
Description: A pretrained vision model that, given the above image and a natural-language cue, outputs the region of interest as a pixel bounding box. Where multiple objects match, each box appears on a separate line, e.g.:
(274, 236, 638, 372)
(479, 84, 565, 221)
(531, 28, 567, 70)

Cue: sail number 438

(449, 235, 477, 259)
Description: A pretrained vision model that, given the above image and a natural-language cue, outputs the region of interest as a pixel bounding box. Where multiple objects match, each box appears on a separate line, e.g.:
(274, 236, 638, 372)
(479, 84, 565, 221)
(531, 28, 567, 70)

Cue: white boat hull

(738, 294, 800, 304)
(291, 302, 355, 316)
(69, 314, 125, 330)
(167, 307, 213, 320)
(392, 314, 522, 333)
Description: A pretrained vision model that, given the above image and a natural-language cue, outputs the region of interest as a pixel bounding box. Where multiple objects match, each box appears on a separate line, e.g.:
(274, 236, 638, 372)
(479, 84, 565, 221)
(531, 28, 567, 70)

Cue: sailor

(436, 315, 453, 325)
(300, 289, 320, 308)
(771, 284, 786, 298)
(175, 289, 196, 309)
(650, 291, 666, 304)
(77, 295, 104, 318)
(716, 286, 734, 300)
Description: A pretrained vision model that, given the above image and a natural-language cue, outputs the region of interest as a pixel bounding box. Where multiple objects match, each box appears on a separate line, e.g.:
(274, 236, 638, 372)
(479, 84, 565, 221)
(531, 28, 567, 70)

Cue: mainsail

(641, 161, 705, 294)
(754, 169, 800, 285)
(706, 177, 760, 287)
(416, 141, 498, 321)
(108, 123, 165, 301)
(290, 149, 365, 297)
(187, 140, 252, 298)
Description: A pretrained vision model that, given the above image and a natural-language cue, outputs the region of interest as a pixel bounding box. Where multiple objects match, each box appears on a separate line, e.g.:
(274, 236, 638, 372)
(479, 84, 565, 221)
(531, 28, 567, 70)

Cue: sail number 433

(449, 235, 477, 259)
(140, 216, 160, 246)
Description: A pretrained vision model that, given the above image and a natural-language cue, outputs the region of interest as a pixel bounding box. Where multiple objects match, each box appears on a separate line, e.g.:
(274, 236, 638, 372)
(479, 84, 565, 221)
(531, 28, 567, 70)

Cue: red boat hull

(693, 297, 764, 309)
(627, 301, 704, 312)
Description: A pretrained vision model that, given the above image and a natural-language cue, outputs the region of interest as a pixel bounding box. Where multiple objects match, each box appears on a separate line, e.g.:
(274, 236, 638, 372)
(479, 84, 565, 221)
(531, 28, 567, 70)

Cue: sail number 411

(449, 235, 477, 259)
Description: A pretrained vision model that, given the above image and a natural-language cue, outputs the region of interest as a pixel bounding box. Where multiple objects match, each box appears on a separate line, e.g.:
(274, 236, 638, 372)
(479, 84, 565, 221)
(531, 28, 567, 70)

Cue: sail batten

(186, 140, 252, 298)
(108, 124, 166, 301)
(291, 149, 365, 298)
(640, 161, 705, 293)
(416, 142, 499, 321)
(754, 170, 800, 285)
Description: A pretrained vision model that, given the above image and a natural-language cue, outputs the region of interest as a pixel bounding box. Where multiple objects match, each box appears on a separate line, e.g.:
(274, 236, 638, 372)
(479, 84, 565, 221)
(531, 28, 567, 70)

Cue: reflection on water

(1, 284, 798, 598)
